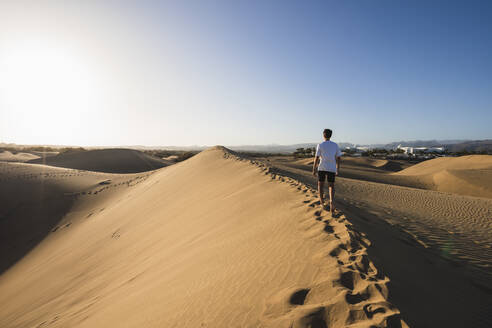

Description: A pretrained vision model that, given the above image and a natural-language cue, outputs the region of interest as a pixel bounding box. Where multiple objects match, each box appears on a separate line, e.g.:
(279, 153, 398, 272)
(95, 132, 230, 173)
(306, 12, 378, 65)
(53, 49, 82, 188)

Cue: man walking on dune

(312, 129, 341, 214)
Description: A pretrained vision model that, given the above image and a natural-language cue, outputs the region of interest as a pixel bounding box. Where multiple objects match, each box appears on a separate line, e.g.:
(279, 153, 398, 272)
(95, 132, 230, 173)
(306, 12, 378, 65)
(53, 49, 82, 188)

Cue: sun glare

(0, 41, 101, 126)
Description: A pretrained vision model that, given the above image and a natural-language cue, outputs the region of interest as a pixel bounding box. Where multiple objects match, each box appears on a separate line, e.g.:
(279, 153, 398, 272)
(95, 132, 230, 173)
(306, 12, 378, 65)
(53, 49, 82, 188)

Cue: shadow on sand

(0, 183, 75, 275)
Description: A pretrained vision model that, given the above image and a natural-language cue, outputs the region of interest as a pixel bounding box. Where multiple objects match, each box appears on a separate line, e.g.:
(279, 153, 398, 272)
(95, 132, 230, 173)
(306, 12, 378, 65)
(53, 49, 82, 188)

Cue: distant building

(425, 147, 445, 153)
(396, 144, 444, 155)
(345, 145, 371, 152)
(343, 145, 373, 157)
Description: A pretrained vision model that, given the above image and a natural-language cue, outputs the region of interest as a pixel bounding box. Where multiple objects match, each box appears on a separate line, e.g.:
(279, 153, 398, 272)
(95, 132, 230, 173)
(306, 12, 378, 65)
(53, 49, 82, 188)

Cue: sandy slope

(0, 147, 407, 328)
(27, 148, 171, 173)
(394, 155, 492, 198)
(0, 161, 150, 275)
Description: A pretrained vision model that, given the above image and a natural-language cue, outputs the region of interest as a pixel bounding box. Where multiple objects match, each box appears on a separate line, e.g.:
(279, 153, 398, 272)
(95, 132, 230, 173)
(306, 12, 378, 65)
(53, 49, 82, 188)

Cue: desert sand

(0, 147, 407, 328)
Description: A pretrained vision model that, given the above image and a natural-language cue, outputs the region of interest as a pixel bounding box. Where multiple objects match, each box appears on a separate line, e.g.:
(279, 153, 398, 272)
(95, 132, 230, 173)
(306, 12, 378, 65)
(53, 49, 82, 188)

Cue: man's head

(323, 129, 332, 140)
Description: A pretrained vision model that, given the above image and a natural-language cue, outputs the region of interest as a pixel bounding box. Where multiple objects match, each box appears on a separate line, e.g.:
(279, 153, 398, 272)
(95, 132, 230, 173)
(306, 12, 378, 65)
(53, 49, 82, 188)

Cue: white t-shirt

(315, 140, 341, 173)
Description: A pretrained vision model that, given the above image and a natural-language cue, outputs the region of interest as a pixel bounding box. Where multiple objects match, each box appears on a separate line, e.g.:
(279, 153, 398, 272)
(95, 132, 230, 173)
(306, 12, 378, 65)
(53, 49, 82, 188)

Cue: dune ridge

(341, 157, 406, 173)
(0, 150, 40, 162)
(0, 146, 406, 327)
(27, 148, 171, 173)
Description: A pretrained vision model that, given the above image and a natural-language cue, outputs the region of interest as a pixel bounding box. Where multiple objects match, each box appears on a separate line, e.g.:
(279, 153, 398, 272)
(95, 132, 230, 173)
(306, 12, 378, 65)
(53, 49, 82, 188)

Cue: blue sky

(0, 0, 491, 146)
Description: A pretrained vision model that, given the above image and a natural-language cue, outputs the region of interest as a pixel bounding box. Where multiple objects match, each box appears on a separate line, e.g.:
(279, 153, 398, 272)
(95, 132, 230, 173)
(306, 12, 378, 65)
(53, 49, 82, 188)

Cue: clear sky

(0, 0, 491, 147)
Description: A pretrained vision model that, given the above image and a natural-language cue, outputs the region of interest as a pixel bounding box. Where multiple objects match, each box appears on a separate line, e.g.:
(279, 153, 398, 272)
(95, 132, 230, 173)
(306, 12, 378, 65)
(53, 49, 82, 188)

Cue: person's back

(316, 140, 340, 173)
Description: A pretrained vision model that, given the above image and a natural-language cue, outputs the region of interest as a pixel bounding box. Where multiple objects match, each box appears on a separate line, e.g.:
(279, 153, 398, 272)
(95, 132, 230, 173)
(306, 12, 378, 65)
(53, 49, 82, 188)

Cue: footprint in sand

(289, 288, 310, 305)
(263, 287, 312, 318)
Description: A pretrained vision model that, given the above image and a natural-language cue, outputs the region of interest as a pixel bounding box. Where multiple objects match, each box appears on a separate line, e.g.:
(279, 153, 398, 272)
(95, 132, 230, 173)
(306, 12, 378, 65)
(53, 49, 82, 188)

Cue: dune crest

(0, 147, 406, 327)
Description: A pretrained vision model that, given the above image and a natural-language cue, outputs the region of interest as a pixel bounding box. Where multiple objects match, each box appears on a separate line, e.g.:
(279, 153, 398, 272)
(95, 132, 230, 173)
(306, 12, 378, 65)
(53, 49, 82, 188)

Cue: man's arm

(312, 156, 320, 176)
(313, 144, 320, 176)
(335, 145, 342, 175)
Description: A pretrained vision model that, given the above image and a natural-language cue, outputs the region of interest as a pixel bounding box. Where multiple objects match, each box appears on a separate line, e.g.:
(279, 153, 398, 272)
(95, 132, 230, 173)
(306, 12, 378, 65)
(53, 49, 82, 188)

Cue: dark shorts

(318, 171, 336, 183)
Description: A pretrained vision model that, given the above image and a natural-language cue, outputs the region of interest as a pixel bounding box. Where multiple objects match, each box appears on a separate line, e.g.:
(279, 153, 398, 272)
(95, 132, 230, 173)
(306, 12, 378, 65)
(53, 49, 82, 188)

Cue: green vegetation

(293, 147, 315, 158)
(58, 147, 87, 154)
(362, 148, 390, 157)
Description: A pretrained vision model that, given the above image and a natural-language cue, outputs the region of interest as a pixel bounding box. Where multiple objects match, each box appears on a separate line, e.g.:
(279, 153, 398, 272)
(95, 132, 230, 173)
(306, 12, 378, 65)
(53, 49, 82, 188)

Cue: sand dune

(395, 155, 492, 198)
(342, 157, 388, 168)
(29, 150, 60, 158)
(28, 148, 171, 173)
(343, 157, 406, 172)
(287, 155, 492, 199)
(0, 147, 407, 328)
(0, 150, 40, 162)
(295, 157, 407, 173)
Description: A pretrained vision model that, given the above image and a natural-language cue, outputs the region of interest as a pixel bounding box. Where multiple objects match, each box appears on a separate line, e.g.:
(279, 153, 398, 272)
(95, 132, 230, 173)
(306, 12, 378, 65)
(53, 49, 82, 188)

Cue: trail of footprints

(61, 173, 154, 198)
(261, 203, 407, 327)
(49, 173, 153, 233)
(222, 149, 408, 327)
(0, 163, 154, 189)
(44, 171, 154, 234)
(0, 162, 87, 181)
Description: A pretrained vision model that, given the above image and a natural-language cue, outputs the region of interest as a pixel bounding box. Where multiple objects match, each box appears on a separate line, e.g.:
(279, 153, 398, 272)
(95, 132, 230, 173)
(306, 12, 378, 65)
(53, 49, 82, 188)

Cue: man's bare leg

(318, 181, 325, 207)
(328, 182, 335, 214)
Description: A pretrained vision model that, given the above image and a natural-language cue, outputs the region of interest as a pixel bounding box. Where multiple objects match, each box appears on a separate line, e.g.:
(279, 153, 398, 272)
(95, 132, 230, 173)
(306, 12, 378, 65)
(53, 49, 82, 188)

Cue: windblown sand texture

(0, 147, 407, 327)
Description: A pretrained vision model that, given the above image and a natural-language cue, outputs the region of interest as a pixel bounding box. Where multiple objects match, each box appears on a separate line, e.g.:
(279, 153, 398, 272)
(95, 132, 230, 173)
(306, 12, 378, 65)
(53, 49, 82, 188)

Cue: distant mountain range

(151, 143, 354, 153)
(227, 140, 492, 153)
(138, 140, 491, 153)
(444, 140, 492, 152)
(373, 139, 492, 152)
(2, 139, 491, 153)
(375, 140, 471, 149)
(229, 140, 492, 153)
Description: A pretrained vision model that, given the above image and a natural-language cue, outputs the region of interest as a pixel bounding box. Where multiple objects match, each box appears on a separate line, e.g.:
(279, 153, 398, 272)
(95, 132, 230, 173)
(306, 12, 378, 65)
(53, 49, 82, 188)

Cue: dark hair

(323, 129, 332, 139)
